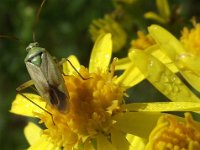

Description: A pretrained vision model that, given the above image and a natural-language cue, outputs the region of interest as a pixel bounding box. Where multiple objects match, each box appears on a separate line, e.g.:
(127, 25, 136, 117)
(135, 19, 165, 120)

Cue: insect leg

(16, 80, 55, 125)
(60, 58, 91, 80)
(16, 80, 34, 91)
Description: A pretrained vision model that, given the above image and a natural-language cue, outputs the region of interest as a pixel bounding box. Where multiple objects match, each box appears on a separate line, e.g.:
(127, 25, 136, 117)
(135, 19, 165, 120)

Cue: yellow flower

(148, 24, 200, 93)
(128, 49, 200, 103)
(144, 0, 171, 24)
(146, 113, 200, 150)
(11, 33, 146, 150)
(130, 31, 155, 50)
(10, 33, 200, 150)
(180, 21, 200, 56)
(117, 24, 200, 105)
(89, 15, 127, 52)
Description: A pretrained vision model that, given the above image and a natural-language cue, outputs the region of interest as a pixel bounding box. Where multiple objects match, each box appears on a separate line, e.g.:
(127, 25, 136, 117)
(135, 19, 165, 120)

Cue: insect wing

(40, 51, 70, 112)
(25, 61, 50, 101)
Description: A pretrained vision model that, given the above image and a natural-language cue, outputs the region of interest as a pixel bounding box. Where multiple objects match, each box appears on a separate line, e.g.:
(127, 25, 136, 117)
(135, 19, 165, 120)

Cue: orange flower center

(37, 65, 125, 149)
(131, 31, 155, 50)
(180, 22, 200, 57)
(146, 113, 200, 150)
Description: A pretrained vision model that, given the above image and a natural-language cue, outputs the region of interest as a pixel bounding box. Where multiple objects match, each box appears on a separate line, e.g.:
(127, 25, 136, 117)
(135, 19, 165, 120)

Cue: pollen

(146, 113, 200, 150)
(37, 65, 125, 149)
(180, 22, 200, 56)
(131, 31, 155, 50)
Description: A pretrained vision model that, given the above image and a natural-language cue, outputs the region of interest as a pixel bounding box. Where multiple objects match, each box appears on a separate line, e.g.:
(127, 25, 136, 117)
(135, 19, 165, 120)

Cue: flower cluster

(10, 0, 200, 150)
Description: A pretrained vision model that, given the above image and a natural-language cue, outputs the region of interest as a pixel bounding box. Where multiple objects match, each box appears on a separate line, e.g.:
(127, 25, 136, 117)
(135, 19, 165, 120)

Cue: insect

(15, 0, 74, 117)
(2, 0, 88, 119)
(16, 42, 70, 113)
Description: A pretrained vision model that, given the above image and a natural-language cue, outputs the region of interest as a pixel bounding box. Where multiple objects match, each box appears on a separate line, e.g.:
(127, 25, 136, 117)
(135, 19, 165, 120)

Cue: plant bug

(16, 42, 70, 113)
(16, 0, 73, 114)
(3, 0, 89, 120)
(14, 0, 73, 120)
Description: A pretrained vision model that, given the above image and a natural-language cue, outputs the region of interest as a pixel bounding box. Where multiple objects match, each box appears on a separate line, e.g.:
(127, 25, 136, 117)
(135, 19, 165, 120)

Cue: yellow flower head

(180, 21, 200, 56)
(146, 113, 200, 150)
(11, 30, 200, 150)
(89, 15, 127, 52)
(11, 33, 148, 150)
(130, 31, 155, 50)
(40, 61, 124, 149)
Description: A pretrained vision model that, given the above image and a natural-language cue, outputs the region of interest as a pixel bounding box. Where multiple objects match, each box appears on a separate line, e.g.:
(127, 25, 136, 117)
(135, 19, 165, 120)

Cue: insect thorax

(25, 42, 46, 66)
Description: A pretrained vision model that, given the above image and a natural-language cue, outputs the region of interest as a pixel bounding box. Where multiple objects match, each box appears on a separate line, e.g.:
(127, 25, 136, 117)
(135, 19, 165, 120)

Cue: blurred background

(0, 0, 200, 149)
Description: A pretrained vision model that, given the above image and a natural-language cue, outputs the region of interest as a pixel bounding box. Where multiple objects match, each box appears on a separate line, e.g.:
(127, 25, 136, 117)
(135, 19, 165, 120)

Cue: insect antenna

(32, 0, 47, 42)
(0, 35, 26, 46)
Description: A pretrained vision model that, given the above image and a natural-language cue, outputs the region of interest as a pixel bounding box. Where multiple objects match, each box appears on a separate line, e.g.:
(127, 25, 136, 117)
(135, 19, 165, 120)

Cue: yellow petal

(97, 134, 116, 150)
(145, 46, 178, 73)
(129, 50, 200, 102)
(181, 69, 200, 93)
(148, 24, 186, 58)
(144, 12, 167, 24)
(111, 128, 130, 150)
(28, 138, 59, 150)
(10, 93, 46, 117)
(63, 55, 80, 75)
(113, 112, 162, 139)
(126, 134, 146, 150)
(178, 54, 200, 74)
(124, 102, 200, 112)
(148, 25, 200, 93)
(116, 63, 145, 87)
(25, 123, 59, 150)
(156, 0, 170, 20)
(24, 122, 42, 145)
(115, 57, 132, 70)
(176, 54, 200, 92)
(89, 33, 112, 73)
